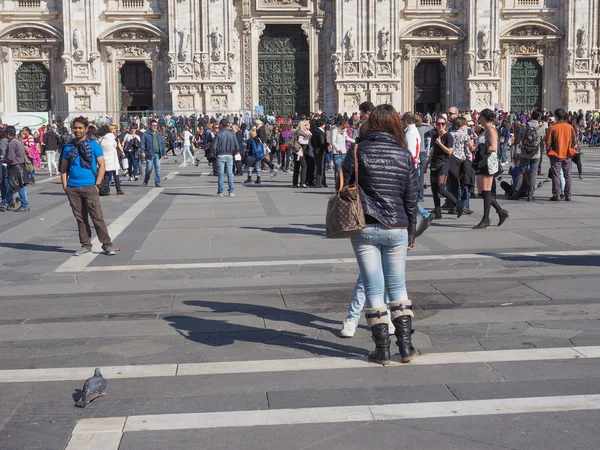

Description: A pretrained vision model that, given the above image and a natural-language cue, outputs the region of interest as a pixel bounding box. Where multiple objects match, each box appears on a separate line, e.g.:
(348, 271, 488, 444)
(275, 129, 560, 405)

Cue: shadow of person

(163, 304, 367, 359)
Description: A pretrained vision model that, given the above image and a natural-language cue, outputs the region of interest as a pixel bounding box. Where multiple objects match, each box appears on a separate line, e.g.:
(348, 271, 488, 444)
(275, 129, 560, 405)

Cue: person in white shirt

(181, 125, 194, 165)
(330, 118, 355, 188)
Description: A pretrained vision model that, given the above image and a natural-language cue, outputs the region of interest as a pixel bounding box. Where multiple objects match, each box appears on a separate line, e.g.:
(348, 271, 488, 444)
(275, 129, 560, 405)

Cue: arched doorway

(119, 62, 153, 112)
(16, 62, 51, 112)
(258, 25, 309, 117)
(510, 59, 542, 113)
(413, 60, 445, 115)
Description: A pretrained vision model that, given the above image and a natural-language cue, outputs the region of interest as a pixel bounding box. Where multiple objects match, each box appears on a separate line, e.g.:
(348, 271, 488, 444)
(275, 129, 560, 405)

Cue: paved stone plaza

(1, 150, 600, 449)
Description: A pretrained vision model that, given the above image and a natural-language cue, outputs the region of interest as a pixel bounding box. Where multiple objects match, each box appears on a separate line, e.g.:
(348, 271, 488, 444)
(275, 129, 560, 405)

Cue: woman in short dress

(473, 108, 509, 229)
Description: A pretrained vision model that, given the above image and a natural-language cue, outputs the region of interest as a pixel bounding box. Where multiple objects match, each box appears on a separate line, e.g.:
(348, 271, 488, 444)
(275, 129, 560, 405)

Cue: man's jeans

(350, 225, 409, 310)
(550, 157, 572, 197)
(217, 155, 234, 194)
(498, 144, 508, 163)
(512, 158, 538, 197)
(145, 154, 162, 185)
(1, 164, 13, 206)
(418, 151, 428, 200)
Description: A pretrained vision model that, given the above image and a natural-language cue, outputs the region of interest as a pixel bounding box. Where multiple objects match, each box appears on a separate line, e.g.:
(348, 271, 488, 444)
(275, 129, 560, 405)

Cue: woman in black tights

(473, 109, 509, 229)
(424, 117, 464, 219)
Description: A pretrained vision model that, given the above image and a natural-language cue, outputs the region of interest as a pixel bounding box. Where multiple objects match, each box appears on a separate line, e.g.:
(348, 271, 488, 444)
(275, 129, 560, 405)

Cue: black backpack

(521, 123, 541, 157)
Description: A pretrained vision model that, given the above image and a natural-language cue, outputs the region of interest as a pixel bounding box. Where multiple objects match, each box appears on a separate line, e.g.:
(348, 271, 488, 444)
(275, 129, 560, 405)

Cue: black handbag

(472, 142, 490, 175)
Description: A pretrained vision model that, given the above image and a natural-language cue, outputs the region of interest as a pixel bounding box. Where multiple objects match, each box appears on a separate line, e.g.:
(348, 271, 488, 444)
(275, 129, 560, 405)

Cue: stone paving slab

(489, 358, 600, 381)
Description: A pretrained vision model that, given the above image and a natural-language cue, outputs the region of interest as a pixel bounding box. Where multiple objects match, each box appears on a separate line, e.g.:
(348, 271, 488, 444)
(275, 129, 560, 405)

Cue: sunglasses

(436, 122, 446, 126)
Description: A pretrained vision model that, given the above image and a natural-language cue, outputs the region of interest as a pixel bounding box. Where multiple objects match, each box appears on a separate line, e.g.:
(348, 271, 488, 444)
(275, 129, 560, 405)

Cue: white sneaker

(229, 192, 235, 197)
(388, 321, 396, 335)
(340, 320, 357, 338)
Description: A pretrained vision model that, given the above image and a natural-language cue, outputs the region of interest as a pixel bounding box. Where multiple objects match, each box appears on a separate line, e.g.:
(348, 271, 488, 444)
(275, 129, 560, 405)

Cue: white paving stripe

(165, 171, 179, 180)
(64, 394, 600, 450)
(56, 249, 600, 272)
(55, 188, 164, 273)
(0, 346, 594, 383)
(35, 175, 61, 184)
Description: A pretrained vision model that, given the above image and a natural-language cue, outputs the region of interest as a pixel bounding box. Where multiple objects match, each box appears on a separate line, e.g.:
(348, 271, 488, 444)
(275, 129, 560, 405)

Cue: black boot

(365, 307, 391, 366)
(244, 175, 252, 184)
(368, 323, 391, 366)
(389, 301, 415, 363)
(433, 207, 442, 220)
(255, 176, 262, 184)
(497, 209, 510, 227)
(456, 201, 465, 219)
(473, 219, 491, 229)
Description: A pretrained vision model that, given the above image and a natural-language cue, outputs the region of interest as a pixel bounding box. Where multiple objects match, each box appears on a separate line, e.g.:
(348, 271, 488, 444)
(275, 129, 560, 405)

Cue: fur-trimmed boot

(389, 300, 415, 363)
(365, 306, 392, 366)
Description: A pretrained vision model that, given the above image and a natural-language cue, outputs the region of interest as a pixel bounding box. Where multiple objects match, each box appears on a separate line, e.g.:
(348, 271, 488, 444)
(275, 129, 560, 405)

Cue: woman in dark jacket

(341, 104, 418, 365)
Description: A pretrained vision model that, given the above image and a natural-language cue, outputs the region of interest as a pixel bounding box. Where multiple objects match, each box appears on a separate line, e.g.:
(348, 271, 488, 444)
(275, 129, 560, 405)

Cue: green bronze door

(511, 59, 542, 113)
(16, 62, 51, 112)
(258, 25, 309, 117)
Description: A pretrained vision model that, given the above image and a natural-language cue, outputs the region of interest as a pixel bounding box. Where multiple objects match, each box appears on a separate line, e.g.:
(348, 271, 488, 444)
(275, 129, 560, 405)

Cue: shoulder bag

(325, 145, 365, 238)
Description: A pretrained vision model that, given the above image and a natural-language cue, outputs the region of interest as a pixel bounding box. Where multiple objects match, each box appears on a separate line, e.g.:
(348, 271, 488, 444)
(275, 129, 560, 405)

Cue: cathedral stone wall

(0, 0, 599, 120)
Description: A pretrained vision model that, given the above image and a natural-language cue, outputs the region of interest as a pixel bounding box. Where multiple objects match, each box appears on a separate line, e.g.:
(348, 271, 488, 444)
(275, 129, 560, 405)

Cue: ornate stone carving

(420, 43, 440, 55)
(517, 42, 538, 55)
(14, 61, 22, 71)
(402, 44, 412, 60)
(370, 82, 400, 91)
(576, 26, 588, 58)
(536, 55, 544, 68)
(574, 91, 589, 104)
(243, 21, 252, 109)
(565, 49, 573, 73)
(41, 61, 50, 71)
(376, 93, 391, 105)
(411, 27, 445, 38)
(471, 81, 498, 91)
(114, 30, 152, 40)
(178, 95, 194, 110)
(88, 52, 100, 79)
(492, 50, 501, 77)
(509, 26, 546, 37)
(475, 92, 491, 107)
(440, 58, 447, 68)
(211, 95, 228, 109)
(261, 0, 305, 5)
(200, 54, 209, 78)
(592, 50, 600, 74)
(344, 62, 358, 74)
(168, 54, 176, 78)
(124, 45, 146, 57)
(0, 46, 10, 63)
(412, 58, 421, 69)
(376, 61, 392, 74)
(62, 54, 72, 79)
(204, 84, 234, 94)
(344, 28, 356, 60)
(65, 85, 99, 95)
(105, 46, 115, 63)
(337, 82, 367, 91)
(227, 52, 236, 79)
(477, 61, 491, 72)
(10, 29, 48, 39)
(378, 27, 389, 60)
(74, 96, 91, 111)
(343, 93, 360, 108)
(575, 59, 589, 71)
(210, 63, 227, 77)
(301, 22, 311, 39)
(466, 52, 475, 76)
(360, 53, 374, 78)
(210, 27, 223, 61)
(178, 63, 194, 76)
(73, 64, 89, 77)
(145, 60, 153, 71)
(393, 51, 402, 77)
(172, 84, 201, 94)
(478, 26, 489, 59)
(13, 45, 48, 59)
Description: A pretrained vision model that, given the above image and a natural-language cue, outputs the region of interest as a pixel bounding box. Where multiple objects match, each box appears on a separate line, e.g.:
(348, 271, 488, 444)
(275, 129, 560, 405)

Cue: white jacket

(403, 124, 421, 168)
(100, 134, 120, 172)
(331, 126, 355, 154)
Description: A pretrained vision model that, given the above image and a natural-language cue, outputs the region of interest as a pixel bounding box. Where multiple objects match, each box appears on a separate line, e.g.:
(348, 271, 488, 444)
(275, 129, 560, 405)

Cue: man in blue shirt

(60, 116, 115, 256)
(141, 119, 165, 187)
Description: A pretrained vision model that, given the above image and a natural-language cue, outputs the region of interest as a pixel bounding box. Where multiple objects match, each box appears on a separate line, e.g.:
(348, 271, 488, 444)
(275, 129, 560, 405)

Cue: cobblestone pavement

(1, 149, 600, 450)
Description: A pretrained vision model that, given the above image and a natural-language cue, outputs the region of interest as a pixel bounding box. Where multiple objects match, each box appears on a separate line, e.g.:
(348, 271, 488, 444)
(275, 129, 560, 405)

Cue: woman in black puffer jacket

(342, 104, 418, 365)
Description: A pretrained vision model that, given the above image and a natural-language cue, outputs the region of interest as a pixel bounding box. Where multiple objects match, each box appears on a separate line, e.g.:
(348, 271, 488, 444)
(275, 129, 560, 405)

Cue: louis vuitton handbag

(325, 145, 365, 238)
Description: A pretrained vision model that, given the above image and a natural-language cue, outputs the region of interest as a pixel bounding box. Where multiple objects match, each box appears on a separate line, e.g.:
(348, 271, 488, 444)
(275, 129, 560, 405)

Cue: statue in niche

(344, 28, 356, 60)
(62, 54, 72, 79)
(478, 26, 490, 59)
(360, 52, 369, 77)
(193, 54, 202, 78)
(367, 53, 375, 77)
(168, 54, 175, 78)
(492, 49, 500, 77)
(177, 27, 189, 61)
(210, 27, 223, 61)
(576, 26, 588, 58)
(227, 52, 236, 79)
(466, 51, 475, 76)
(332, 54, 341, 79)
(378, 27, 389, 60)
(73, 27, 84, 61)
(200, 53, 209, 78)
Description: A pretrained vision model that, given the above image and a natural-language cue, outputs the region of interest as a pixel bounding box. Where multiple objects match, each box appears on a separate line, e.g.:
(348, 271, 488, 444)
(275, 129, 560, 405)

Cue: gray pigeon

(75, 368, 107, 408)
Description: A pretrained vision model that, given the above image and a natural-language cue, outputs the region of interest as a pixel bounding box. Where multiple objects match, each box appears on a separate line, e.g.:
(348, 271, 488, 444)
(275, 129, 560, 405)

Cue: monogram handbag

(325, 145, 365, 238)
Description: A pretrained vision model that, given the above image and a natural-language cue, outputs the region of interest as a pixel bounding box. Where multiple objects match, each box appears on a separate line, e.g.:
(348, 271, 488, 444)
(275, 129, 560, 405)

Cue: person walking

(546, 108, 578, 201)
(42, 125, 60, 176)
(510, 110, 544, 201)
(292, 121, 310, 188)
(212, 120, 238, 197)
(181, 125, 194, 165)
(311, 119, 329, 188)
(341, 104, 418, 365)
(473, 109, 510, 229)
(141, 119, 165, 187)
(244, 130, 262, 185)
(98, 125, 124, 195)
(60, 117, 115, 256)
(3, 126, 31, 212)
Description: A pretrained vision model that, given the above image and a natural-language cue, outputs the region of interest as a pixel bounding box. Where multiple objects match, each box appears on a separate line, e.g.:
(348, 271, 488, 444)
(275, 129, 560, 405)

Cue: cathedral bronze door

(413, 60, 445, 115)
(16, 62, 51, 112)
(119, 62, 153, 112)
(258, 25, 309, 117)
(511, 59, 542, 113)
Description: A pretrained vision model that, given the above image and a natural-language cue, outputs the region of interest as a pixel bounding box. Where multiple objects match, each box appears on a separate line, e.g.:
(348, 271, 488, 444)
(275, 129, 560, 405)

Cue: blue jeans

(217, 155, 234, 194)
(16, 186, 29, 208)
(145, 154, 162, 185)
(350, 225, 409, 310)
(418, 204, 430, 219)
(418, 151, 428, 200)
(1, 165, 13, 206)
(333, 154, 345, 188)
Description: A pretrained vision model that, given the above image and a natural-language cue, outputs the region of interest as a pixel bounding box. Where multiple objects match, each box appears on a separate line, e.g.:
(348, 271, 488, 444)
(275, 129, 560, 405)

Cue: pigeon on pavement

(75, 368, 107, 408)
